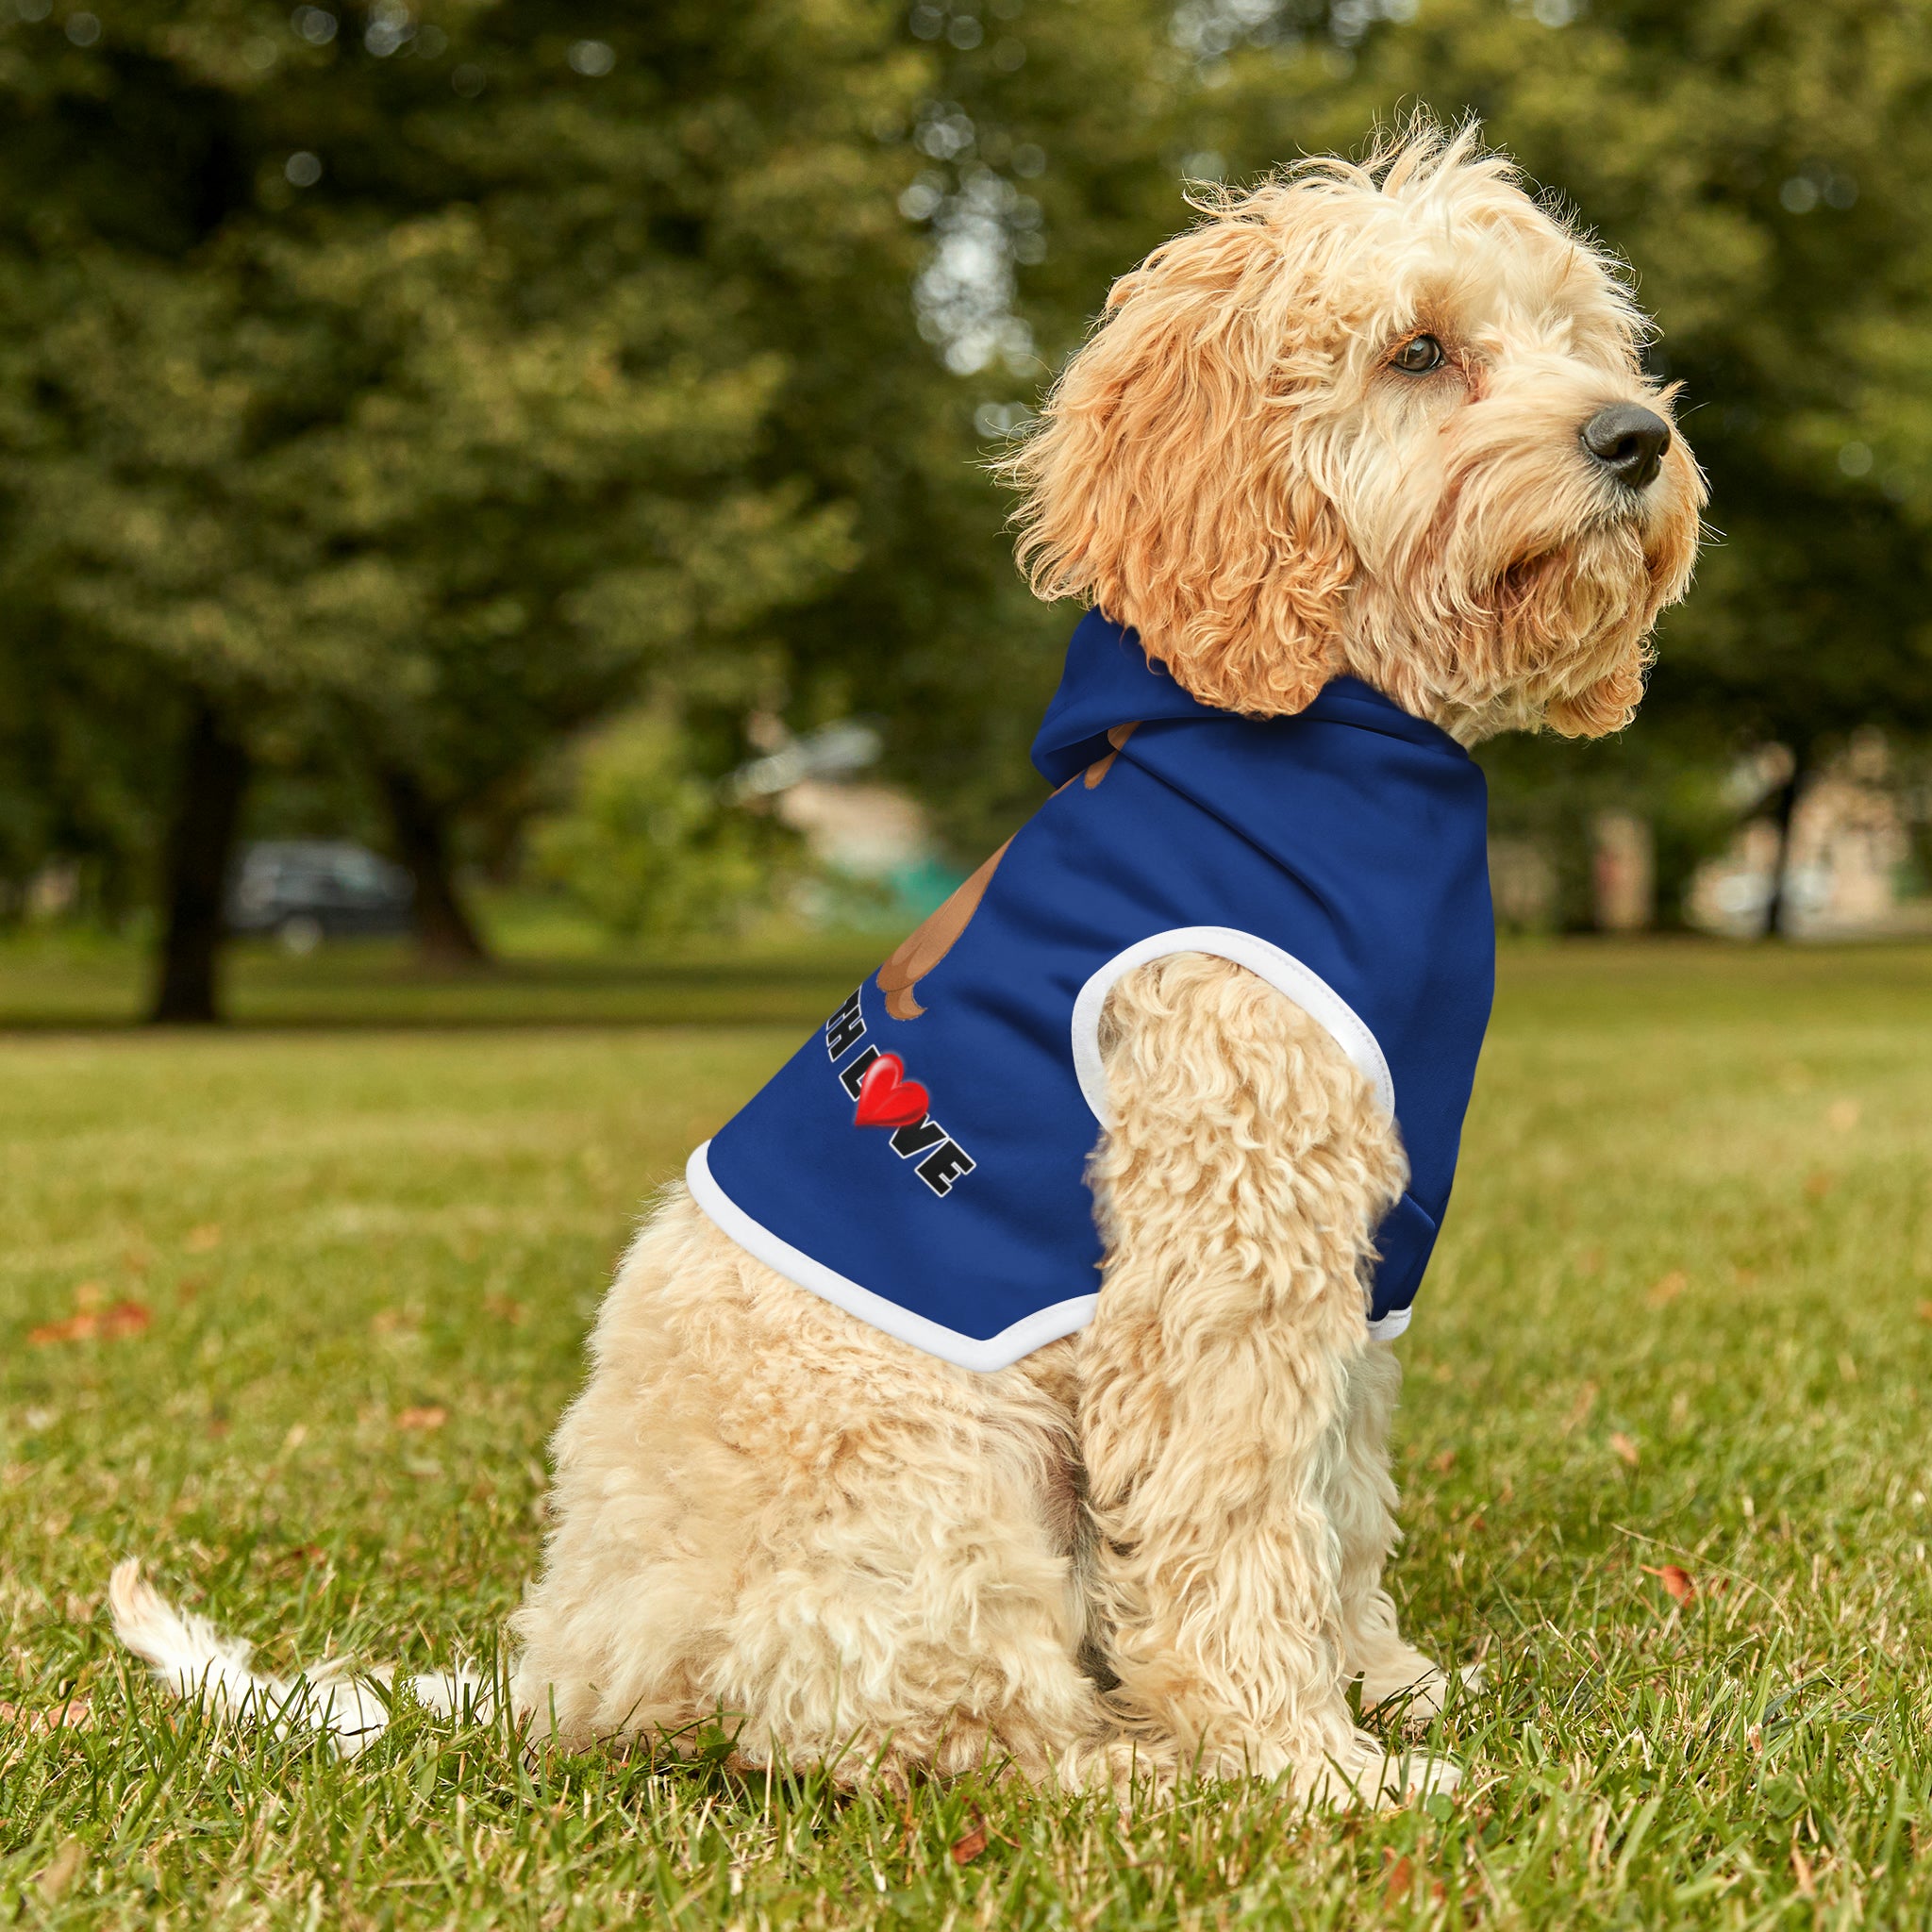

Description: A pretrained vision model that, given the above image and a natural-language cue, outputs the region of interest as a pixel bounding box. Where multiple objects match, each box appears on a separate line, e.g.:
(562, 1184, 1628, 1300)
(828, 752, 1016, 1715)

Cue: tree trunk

(1760, 748, 1810, 941)
(380, 765, 491, 967)
(149, 699, 250, 1024)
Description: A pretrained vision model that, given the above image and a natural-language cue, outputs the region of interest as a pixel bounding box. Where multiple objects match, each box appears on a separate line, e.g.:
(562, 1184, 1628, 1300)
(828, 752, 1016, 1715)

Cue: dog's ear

(1003, 208, 1353, 717)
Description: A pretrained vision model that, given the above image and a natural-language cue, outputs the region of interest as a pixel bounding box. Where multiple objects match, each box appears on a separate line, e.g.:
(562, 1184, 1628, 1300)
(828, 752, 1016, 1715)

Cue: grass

(0, 915, 886, 1031)
(4, 937, 1932, 1927)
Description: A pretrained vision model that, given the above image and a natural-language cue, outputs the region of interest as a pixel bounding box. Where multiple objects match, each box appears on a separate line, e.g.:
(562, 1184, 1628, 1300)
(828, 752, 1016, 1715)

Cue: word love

(824, 989, 976, 1198)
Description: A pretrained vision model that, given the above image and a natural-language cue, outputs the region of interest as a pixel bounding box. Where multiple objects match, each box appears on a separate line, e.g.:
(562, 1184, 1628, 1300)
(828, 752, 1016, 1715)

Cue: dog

(113, 121, 1703, 1807)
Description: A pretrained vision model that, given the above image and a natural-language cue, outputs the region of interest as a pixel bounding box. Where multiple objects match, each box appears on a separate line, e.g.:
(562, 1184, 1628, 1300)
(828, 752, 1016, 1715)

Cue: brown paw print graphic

(876, 724, 1136, 1020)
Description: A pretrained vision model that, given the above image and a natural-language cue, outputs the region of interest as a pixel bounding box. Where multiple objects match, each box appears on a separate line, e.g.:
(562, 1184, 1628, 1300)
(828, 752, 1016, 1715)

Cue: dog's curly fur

(113, 121, 1703, 1807)
(1002, 126, 1701, 743)
(509, 962, 1425, 1801)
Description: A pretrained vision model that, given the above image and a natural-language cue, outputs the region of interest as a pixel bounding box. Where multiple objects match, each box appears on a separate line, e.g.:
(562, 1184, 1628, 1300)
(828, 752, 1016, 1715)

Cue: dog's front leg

(1077, 953, 1453, 1804)
(1328, 1341, 1458, 1722)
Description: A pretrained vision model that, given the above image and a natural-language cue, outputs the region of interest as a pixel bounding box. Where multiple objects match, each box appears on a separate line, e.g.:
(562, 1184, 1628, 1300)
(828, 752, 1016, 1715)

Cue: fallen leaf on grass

(28, 1301, 151, 1346)
(395, 1406, 447, 1432)
(1804, 1171, 1834, 1202)
(1382, 1852, 1448, 1907)
(950, 1817, 988, 1865)
(37, 1838, 86, 1903)
(1919, 1301, 1932, 1324)
(1430, 1449, 1457, 1474)
(0, 1697, 92, 1737)
(28, 1314, 92, 1346)
(1647, 1270, 1688, 1307)
(1642, 1563, 1695, 1605)
(186, 1224, 222, 1253)
(1609, 1432, 1641, 1468)
(484, 1294, 526, 1326)
(1790, 1844, 1816, 1898)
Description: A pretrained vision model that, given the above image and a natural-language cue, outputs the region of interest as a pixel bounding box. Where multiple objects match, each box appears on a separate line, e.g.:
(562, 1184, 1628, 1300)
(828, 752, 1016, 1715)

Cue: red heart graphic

(854, 1053, 930, 1129)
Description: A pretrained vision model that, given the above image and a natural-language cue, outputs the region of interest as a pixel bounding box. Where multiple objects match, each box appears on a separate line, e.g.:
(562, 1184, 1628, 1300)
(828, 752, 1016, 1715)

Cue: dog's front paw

(1359, 1654, 1482, 1727)
(1297, 1731, 1460, 1809)
(1380, 1748, 1460, 1803)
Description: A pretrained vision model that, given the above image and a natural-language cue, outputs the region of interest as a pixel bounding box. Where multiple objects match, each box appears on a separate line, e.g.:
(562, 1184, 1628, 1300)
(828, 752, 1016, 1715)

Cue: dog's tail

(108, 1558, 491, 1757)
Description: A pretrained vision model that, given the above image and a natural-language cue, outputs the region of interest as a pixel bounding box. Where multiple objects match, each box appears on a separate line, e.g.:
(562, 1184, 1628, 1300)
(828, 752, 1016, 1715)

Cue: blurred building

(730, 720, 962, 928)
(1688, 732, 1929, 938)
(1591, 810, 1655, 931)
(1488, 837, 1558, 932)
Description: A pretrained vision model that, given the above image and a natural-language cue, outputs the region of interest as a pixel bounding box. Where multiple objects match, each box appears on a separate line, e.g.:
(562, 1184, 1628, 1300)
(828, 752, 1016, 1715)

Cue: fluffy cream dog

(114, 123, 1702, 1806)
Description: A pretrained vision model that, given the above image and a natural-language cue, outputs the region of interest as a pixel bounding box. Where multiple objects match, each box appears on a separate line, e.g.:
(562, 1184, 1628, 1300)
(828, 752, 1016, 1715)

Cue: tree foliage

(0, 0, 932, 1000)
(7, 0, 1932, 966)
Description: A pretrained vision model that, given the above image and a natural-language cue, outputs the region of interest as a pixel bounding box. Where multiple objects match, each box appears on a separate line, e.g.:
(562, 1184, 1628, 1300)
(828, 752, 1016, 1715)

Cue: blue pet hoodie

(689, 609, 1495, 1372)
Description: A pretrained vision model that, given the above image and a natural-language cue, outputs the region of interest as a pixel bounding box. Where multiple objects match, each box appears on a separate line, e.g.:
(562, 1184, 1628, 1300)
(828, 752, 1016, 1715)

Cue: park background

(7, 3, 1932, 1929)
(5, 0, 1932, 1001)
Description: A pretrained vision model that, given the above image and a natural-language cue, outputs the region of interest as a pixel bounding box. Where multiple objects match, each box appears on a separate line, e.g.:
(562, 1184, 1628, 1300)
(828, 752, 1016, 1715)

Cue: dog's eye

(1391, 334, 1445, 375)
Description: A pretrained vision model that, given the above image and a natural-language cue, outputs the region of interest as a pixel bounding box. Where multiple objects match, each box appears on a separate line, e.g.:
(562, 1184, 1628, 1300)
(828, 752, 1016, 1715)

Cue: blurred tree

(0, 0, 919, 1011)
(769, 0, 1194, 858)
(530, 707, 794, 941)
(0, 611, 172, 928)
(12, 0, 1932, 972)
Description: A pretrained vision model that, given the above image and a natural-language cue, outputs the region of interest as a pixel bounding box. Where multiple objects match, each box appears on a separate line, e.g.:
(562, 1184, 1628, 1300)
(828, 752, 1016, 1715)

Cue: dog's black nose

(1580, 404, 1672, 490)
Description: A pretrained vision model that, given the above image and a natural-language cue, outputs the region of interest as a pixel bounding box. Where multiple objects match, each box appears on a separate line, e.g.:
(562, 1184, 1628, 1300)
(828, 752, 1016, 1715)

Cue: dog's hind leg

(1326, 1342, 1459, 1724)
(1076, 954, 1457, 1805)
(695, 1336, 1107, 1790)
(512, 1191, 1110, 1788)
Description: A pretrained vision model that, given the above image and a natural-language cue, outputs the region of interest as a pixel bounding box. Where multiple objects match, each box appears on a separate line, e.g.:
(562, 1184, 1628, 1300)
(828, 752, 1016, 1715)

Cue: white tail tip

(108, 1559, 487, 1757)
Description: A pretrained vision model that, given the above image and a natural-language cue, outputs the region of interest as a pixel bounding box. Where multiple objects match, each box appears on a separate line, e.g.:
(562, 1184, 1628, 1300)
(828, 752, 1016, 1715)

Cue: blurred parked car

(227, 841, 414, 952)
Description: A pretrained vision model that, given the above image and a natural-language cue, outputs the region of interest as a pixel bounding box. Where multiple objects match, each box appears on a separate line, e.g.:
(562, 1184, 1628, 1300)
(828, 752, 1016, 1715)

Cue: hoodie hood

(1030, 608, 1468, 787)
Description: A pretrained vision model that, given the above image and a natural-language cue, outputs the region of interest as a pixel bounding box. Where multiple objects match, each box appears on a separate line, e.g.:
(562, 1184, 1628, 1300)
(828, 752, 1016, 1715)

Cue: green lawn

(0, 921, 887, 1032)
(5, 940, 1932, 1927)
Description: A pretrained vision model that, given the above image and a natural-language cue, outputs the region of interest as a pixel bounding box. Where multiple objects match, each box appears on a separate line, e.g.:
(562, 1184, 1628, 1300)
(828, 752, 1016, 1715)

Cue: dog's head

(1006, 121, 1705, 740)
